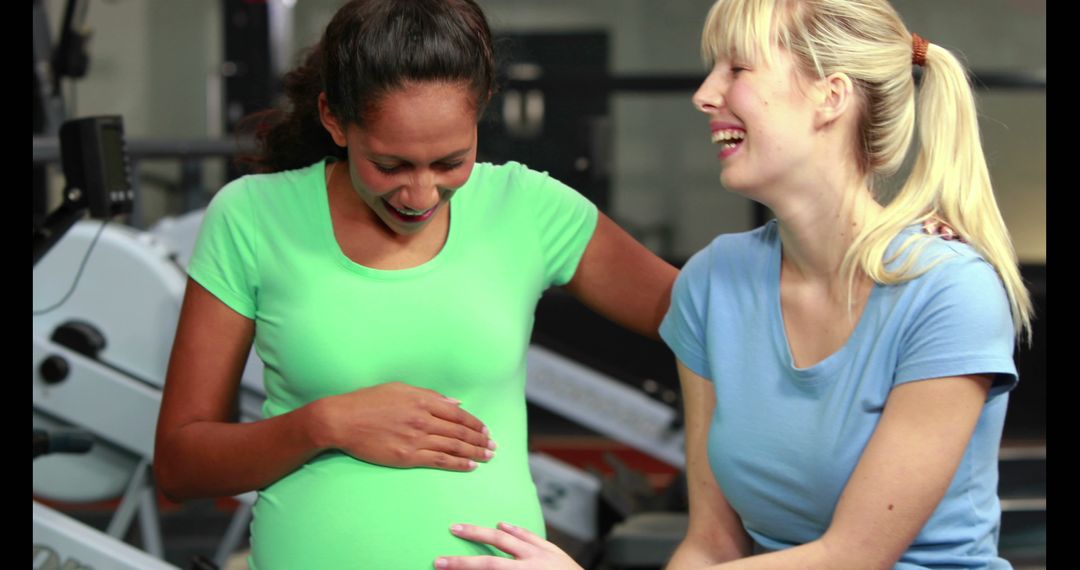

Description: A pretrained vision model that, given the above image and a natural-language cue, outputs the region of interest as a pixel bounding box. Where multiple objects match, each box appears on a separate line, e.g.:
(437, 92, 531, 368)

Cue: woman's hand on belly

(309, 381, 497, 471)
(435, 522, 584, 569)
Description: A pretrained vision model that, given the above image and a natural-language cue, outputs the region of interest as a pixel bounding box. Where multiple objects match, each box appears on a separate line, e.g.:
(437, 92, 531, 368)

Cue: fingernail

(500, 522, 516, 530)
(450, 524, 464, 533)
(487, 439, 498, 451)
(484, 449, 494, 459)
(482, 426, 490, 436)
(468, 460, 477, 470)
(446, 397, 461, 405)
(435, 558, 448, 568)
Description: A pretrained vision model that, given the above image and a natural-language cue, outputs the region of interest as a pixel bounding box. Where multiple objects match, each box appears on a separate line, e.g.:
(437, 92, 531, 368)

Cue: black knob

(40, 355, 70, 384)
(51, 320, 106, 359)
(32, 429, 94, 459)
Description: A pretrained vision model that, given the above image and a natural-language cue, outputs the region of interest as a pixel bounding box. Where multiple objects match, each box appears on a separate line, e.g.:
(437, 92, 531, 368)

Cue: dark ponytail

(238, 0, 497, 174)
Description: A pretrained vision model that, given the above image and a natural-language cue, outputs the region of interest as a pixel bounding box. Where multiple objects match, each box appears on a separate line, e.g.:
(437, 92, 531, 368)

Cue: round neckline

(764, 221, 879, 380)
(318, 159, 461, 280)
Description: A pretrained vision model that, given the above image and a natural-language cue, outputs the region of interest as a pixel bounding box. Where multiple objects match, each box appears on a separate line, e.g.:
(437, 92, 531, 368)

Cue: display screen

(99, 123, 128, 193)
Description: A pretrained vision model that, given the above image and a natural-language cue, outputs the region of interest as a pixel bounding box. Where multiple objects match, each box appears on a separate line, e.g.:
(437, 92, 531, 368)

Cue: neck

(328, 160, 382, 225)
(772, 171, 881, 286)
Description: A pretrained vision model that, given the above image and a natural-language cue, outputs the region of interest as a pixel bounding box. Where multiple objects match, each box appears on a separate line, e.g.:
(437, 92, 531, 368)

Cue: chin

(719, 171, 749, 194)
(383, 221, 427, 236)
(376, 214, 429, 237)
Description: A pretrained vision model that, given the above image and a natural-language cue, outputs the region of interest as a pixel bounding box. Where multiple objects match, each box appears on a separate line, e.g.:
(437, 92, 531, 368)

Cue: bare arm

(435, 360, 750, 570)
(436, 349, 994, 570)
(154, 278, 496, 501)
(689, 374, 993, 569)
(562, 212, 678, 340)
(666, 360, 752, 569)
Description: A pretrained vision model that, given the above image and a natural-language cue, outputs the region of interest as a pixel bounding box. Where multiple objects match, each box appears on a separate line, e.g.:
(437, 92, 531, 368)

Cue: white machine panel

(526, 345, 685, 467)
(33, 502, 178, 570)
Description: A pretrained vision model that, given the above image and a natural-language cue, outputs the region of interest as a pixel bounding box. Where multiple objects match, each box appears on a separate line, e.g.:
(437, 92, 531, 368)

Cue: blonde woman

(440, 0, 1032, 568)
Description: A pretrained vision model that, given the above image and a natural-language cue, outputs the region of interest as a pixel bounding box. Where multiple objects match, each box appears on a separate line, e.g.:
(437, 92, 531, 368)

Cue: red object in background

(531, 436, 679, 491)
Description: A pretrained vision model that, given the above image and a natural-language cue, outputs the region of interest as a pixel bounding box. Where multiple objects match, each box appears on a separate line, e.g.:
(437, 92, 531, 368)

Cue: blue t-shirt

(660, 221, 1017, 569)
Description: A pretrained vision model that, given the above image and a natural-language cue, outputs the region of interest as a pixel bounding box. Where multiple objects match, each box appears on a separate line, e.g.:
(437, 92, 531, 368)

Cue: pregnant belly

(248, 450, 544, 570)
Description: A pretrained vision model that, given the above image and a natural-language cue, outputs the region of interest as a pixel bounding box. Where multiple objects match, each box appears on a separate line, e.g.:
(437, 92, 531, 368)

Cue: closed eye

(373, 161, 465, 174)
(373, 162, 405, 174)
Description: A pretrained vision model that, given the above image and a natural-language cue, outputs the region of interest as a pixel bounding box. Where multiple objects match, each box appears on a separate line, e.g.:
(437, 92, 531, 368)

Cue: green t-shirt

(188, 159, 598, 569)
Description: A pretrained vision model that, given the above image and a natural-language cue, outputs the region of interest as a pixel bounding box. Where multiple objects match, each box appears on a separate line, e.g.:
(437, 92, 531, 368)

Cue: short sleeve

(894, 256, 1018, 399)
(187, 178, 259, 319)
(519, 165, 599, 287)
(660, 249, 712, 380)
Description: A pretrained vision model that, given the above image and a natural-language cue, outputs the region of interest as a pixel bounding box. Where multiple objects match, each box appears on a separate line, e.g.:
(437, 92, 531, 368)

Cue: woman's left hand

(434, 522, 584, 570)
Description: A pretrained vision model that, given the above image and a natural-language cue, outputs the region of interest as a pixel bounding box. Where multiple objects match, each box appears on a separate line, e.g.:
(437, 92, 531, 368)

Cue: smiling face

(692, 48, 822, 199)
(320, 81, 479, 236)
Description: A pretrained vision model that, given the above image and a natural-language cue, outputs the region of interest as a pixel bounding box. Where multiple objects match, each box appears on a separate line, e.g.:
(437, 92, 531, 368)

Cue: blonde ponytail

(843, 39, 1033, 344)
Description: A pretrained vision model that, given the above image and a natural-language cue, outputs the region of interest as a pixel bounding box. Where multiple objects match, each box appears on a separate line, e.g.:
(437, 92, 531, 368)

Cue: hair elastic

(911, 33, 929, 67)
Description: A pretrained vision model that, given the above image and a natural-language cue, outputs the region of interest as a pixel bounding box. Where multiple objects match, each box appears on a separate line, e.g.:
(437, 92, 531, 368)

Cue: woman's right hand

(157, 279, 494, 500)
(312, 381, 497, 471)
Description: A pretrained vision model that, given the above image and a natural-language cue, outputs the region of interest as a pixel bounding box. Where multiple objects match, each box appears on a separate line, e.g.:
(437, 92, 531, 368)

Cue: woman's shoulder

(886, 223, 998, 283)
(676, 222, 778, 290)
(465, 161, 553, 191)
(463, 161, 595, 220)
(882, 226, 1011, 330)
(208, 160, 325, 213)
(236, 160, 325, 193)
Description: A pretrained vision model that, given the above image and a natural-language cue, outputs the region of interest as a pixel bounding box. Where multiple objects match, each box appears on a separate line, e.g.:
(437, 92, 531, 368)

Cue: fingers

(438, 524, 583, 570)
(410, 450, 479, 472)
(427, 434, 495, 462)
(377, 383, 499, 469)
(423, 415, 496, 451)
(491, 523, 553, 551)
(434, 555, 513, 569)
(406, 384, 491, 439)
(447, 524, 534, 558)
(423, 399, 497, 454)
(427, 398, 491, 438)
(406, 432, 495, 471)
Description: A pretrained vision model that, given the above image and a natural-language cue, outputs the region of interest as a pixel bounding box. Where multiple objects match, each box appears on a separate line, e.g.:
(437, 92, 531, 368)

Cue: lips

(383, 198, 437, 223)
(710, 124, 745, 159)
(719, 141, 743, 160)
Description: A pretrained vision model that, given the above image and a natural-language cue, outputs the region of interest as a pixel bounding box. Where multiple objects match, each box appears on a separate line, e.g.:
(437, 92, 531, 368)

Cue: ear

(318, 92, 349, 147)
(813, 72, 856, 128)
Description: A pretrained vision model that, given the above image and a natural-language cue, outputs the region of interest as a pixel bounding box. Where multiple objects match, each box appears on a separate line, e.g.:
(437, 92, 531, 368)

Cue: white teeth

(711, 129, 745, 144)
(391, 203, 428, 216)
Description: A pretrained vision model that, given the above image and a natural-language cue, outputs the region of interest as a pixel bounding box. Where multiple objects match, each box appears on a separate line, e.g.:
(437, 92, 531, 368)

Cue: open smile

(383, 198, 437, 223)
(712, 128, 745, 159)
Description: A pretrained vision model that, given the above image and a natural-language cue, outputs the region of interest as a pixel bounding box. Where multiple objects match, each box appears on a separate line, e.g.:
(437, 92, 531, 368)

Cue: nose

(399, 170, 441, 210)
(692, 69, 725, 114)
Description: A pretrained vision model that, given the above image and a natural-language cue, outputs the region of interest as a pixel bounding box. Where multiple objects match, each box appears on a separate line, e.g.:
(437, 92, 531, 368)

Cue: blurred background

(33, 1, 1045, 569)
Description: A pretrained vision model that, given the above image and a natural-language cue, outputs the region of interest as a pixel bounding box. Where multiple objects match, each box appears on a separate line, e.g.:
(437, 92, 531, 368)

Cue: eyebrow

(368, 147, 472, 164)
